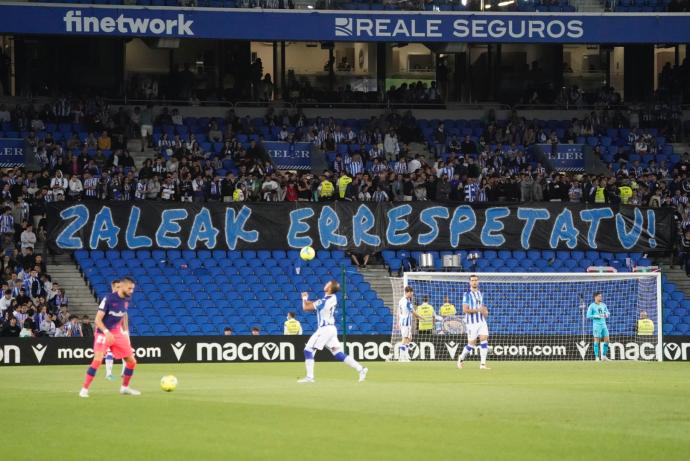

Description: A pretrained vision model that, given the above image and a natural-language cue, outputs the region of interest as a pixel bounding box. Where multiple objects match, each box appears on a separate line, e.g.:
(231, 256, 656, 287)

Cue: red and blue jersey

(96, 292, 130, 333)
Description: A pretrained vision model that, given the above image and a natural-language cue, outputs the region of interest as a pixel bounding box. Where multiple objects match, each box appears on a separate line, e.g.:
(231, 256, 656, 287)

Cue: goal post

(389, 272, 663, 362)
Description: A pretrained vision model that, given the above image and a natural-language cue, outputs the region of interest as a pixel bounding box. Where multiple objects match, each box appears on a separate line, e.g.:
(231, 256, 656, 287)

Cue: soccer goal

(389, 272, 662, 361)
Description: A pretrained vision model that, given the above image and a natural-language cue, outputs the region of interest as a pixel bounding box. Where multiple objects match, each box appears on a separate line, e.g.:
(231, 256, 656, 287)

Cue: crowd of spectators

(0, 227, 85, 338)
(1, 97, 690, 273)
(2, 99, 686, 208)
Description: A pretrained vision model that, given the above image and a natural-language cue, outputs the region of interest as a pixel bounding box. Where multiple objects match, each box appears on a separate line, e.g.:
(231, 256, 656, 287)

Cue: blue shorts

(593, 324, 609, 339)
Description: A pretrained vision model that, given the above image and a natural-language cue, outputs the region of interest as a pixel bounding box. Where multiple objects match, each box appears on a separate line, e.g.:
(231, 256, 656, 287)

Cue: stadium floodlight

(390, 272, 662, 362)
(498, 0, 515, 5)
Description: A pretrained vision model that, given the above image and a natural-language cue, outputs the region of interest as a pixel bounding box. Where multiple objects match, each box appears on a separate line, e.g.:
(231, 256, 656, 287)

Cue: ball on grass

(160, 375, 178, 392)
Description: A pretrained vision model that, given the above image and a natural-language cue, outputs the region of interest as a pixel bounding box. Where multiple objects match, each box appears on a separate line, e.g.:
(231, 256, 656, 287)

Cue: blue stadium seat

(76, 247, 681, 336)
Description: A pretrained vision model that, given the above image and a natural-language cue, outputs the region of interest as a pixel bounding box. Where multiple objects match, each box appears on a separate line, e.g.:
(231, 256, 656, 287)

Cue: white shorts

(306, 325, 341, 352)
(141, 124, 153, 137)
(399, 326, 411, 340)
(466, 322, 489, 341)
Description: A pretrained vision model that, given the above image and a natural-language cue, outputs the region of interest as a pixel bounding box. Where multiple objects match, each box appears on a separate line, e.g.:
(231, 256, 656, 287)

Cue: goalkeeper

(586, 291, 611, 361)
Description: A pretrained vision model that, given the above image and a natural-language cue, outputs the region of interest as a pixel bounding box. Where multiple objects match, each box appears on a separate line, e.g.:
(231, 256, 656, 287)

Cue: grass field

(2, 361, 689, 461)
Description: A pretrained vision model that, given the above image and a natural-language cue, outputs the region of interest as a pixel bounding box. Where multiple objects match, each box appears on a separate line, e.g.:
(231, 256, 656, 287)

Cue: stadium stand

(72, 248, 690, 336)
(74, 249, 391, 336)
(380, 249, 690, 335)
(0, 98, 688, 338)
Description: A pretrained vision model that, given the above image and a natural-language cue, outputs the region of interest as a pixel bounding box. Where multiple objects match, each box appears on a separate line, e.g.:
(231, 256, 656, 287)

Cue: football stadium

(0, 1, 690, 460)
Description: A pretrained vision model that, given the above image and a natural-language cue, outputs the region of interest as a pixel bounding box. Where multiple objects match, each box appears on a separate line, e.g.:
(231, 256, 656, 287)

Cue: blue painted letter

(385, 204, 412, 246)
(55, 204, 89, 249)
(549, 209, 579, 249)
(353, 205, 381, 247)
(481, 207, 510, 247)
(287, 208, 314, 249)
(418, 206, 449, 246)
(579, 208, 614, 249)
(125, 206, 153, 249)
(155, 209, 188, 249)
(516, 208, 550, 250)
(318, 206, 347, 248)
(616, 208, 644, 249)
(646, 209, 656, 249)
(225, 206, 259, 250)
(449, 206, 476, 247)
(187, 208, 220, 249)
(89, 207, 120, 249)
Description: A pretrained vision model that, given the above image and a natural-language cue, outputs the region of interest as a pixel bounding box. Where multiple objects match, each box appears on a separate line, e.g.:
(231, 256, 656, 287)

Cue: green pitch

(2, 361, 689, 461)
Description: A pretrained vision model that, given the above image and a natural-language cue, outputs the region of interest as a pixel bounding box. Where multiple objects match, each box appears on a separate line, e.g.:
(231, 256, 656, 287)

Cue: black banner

(0, 335, 683, 365)
(46, 202, 672, 252)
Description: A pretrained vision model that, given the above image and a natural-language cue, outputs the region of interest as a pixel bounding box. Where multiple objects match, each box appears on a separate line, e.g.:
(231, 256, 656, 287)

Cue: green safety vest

(284, 319, 301, 335)
(416, 303, 434, 331)
(637, 319, 654, 335)
(439, 303, 456, 317)
(338, 176, 352, 199)
(320, 181, 334, 197)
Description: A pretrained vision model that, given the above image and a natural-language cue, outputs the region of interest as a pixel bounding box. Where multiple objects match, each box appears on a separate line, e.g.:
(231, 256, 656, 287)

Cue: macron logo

(576, 341, 589, 360)
(63, 10, 194, 36)
(171, 342, 187, 361)
(444, 341, 460, 360)
(32, 343, 47, 363)
(335, 18, 353, 37)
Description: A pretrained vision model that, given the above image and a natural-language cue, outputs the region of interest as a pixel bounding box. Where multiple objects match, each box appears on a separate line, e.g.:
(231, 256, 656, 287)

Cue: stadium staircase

(47, 253, 98, 318)
(128, 139, 152, 168)
(657, 257, 690, 296)
(359, 266, 396, 312)
(408, 141, 432, 162)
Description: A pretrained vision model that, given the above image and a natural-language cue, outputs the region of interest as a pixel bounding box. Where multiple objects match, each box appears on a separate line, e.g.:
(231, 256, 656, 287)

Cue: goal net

(389, 272, 662, 362)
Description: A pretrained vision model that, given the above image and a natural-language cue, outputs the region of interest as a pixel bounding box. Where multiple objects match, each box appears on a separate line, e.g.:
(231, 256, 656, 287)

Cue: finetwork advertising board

(0, 5, 690, 43)
(0, 335, 686, 365)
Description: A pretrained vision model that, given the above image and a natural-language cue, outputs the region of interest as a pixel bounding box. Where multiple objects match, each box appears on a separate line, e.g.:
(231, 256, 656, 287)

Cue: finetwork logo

(171, 342, 187, 361)
(63, 10, 194, 36)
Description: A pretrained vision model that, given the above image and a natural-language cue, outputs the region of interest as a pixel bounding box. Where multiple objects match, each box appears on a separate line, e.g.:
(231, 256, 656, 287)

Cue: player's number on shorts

(96, 336, 106, 344)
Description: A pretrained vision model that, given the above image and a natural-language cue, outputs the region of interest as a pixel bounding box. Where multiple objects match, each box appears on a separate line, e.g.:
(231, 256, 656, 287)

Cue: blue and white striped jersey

(462, 290, 486, 325)
(397, 297, 413, 327)
(464, 183, 480, 202)
(314, 294, 337, 328)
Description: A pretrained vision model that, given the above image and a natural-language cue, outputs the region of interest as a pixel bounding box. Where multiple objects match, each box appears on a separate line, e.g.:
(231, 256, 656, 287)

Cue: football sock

(122, 362, 136, 387)
(343, 355, 363, 372)
(458, 345, 474, 362)
(83, 359, 101, 389)
(479, 341, 489, 365)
